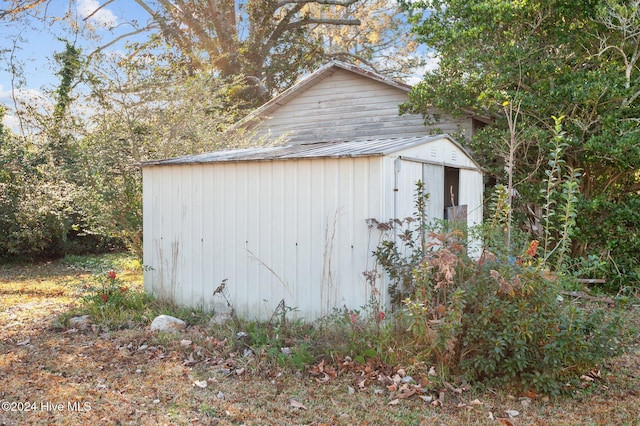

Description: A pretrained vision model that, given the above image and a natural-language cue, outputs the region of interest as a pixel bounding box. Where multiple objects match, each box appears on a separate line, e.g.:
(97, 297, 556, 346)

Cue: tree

(124, 0, 417, 106)
(0, 0, 46, 20)
(402, 0, 640, 286)
(0, 0, 420, 258)
(2, 1, 419, 108)
(306, 0, 420, 78)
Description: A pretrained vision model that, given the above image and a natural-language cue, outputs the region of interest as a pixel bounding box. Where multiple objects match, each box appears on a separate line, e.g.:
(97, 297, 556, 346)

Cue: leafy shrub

(458, 257, 622, 395)
(369, 181, 439, 306)
(574, 194, 640, 292)
(372, 183, 628, 394)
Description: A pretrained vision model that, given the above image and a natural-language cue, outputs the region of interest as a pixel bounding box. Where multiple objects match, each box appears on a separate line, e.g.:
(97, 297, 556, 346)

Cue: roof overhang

(141, 134, 483, 172)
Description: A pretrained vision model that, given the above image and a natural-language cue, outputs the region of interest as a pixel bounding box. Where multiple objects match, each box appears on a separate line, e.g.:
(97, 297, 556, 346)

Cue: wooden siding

(249, 68, 472, 144)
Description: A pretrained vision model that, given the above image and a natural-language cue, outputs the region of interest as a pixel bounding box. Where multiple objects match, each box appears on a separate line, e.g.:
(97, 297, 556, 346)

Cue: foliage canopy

(401, 0, 640, 288)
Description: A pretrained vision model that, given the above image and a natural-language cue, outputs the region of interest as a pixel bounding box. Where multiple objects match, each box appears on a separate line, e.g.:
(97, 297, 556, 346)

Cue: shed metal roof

(142, 135, 481, 169)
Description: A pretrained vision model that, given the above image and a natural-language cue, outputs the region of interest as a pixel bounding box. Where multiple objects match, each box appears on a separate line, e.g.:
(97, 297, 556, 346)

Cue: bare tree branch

(0, 0, 47, 20)
(133, 0, 203, 67)
(326, 51, 378, 71)
(260, 4, 305, 68)
(82, 0, 116, 22)
(275, 0, 359, 8)
(89, 24, 158, 58)
(287, 18, 361, 31)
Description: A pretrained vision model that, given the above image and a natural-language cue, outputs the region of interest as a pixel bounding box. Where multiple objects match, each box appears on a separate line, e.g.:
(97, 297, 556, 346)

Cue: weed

(78, 270, 154, 329)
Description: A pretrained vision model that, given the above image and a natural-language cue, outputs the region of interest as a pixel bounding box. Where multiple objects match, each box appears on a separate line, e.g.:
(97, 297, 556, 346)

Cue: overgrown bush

(574, 194, 640, 292)
(458, 253, 622, 395)
(372, 183, 629, 394)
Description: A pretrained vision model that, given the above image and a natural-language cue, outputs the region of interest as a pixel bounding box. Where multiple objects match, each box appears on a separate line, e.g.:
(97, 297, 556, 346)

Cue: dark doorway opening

(444, 167, 459, 209)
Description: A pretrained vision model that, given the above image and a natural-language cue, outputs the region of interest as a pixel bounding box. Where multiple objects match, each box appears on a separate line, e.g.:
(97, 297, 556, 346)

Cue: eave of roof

(141, 134, 482, 171)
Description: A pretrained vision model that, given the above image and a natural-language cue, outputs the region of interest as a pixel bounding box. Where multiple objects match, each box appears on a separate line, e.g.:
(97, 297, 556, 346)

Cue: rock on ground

(150, 314, 186, 332)
(69, 315, 91, 330)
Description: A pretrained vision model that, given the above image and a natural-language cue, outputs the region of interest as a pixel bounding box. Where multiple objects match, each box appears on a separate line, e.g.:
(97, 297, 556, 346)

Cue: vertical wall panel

(459, 169, 484, 258)
(201, 166, 215, 311)
(142, 168, 154, 294)
(422, 164, 445, 224)
(210, 164, 227, 311)
(396, 159, 424, 221)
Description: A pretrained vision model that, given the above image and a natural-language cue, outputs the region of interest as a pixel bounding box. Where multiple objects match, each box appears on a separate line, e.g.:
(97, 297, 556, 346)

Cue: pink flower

(377, 311, 386, 321)
(101, 294, 108, 303)
(107, 271, 117, 280)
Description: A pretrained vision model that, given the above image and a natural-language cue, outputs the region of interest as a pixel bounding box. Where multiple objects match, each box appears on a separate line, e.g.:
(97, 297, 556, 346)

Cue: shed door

(394, 160, 447, 222)
(422, 164, 444, 222)
(395, 159, 423, 220)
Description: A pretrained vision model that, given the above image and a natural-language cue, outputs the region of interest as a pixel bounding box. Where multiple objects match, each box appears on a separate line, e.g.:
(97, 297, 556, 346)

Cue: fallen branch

(576, 278, 606, 284)
(561, 290, 615, 305)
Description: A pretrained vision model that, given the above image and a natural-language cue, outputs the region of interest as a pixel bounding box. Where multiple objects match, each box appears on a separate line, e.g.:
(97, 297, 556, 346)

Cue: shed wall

(143, 157, 391, 320)
(250, 68, 472, 144)
(143, 138, 484, 319)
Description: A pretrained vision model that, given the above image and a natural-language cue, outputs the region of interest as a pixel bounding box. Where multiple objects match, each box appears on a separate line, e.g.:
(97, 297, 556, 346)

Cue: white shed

(142, 135, 483, 320)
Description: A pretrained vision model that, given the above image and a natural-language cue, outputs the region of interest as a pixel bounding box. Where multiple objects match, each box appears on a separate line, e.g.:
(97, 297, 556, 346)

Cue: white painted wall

(144, 156, 390, 320)
(143, 137, 484, 320)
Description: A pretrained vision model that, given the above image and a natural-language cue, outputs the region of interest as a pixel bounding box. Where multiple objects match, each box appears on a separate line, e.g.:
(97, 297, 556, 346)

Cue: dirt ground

(1, 259, 639, 425)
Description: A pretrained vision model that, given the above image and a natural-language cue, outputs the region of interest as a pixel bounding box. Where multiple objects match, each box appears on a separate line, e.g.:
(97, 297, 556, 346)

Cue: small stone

(505, 409, 520, 417)
(69, 315, 91, 330)
(150, 315, 187, 332)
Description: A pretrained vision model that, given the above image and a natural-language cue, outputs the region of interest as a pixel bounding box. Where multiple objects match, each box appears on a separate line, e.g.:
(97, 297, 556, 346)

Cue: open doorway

(444, 167, 459, 210)
(444, 167, 467, 225)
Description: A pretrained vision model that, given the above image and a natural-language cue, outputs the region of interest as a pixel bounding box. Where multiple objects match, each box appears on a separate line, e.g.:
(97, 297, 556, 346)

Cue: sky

(1, 0, 437, 133)
(0, 0, 151, 131)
